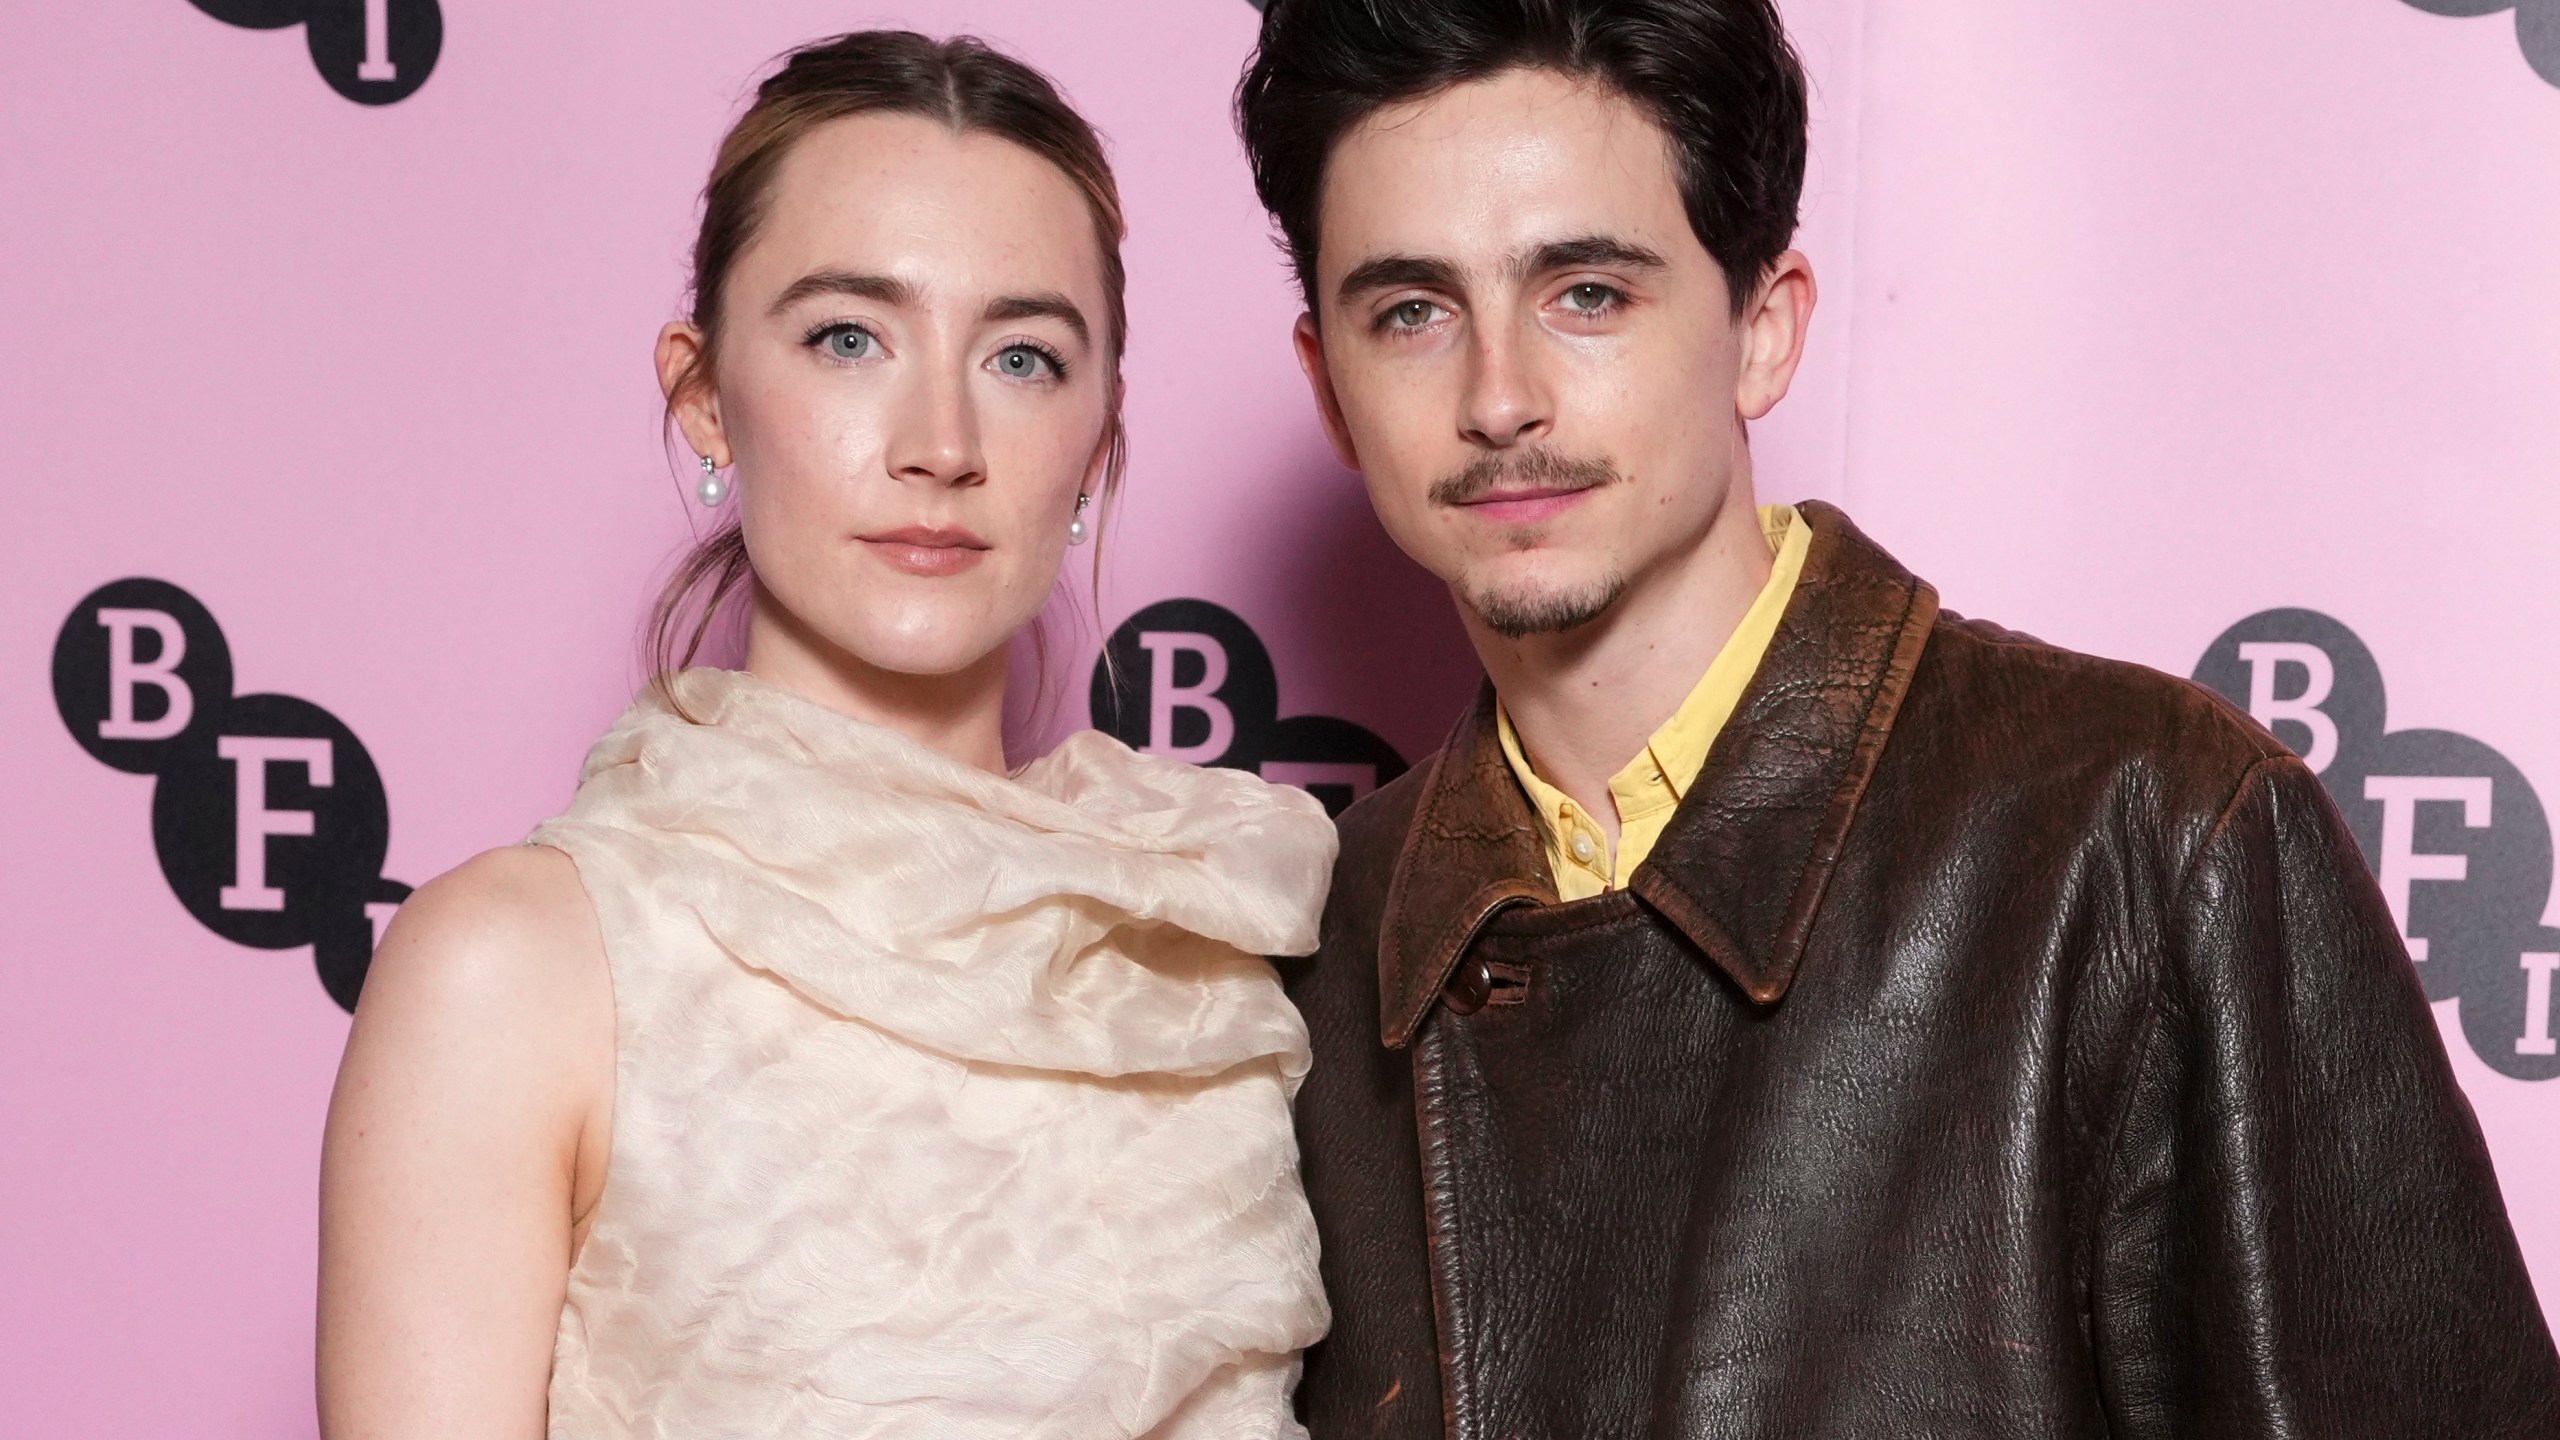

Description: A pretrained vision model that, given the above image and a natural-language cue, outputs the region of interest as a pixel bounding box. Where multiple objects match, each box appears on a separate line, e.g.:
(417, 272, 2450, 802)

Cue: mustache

(1427, 447, 1625, 508)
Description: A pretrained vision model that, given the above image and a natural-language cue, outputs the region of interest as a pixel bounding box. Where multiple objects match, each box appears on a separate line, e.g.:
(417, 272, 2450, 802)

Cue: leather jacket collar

(1375, 501, 1941, 1047)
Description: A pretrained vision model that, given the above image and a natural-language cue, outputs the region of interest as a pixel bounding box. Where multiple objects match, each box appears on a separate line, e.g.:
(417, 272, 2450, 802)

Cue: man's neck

(1469, 480, 1772, 849)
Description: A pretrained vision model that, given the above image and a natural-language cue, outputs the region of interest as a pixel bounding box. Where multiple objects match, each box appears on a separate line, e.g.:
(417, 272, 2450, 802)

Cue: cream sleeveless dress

(528, 670, 1335, 1438)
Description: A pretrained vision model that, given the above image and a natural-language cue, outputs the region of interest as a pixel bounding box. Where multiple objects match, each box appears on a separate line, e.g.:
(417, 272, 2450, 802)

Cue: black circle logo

(189, 0, 443, 106)
(2394, 0, 2560, 88)
(1092, 598, 1408, 818)
(52, 578, 408, 1011)
(2195, 609, 2558, 1080)
(52, 578, 236, 775)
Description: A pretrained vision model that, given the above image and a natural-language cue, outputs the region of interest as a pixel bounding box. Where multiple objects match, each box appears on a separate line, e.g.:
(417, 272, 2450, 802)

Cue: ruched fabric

(530, 669, 1335, 1439)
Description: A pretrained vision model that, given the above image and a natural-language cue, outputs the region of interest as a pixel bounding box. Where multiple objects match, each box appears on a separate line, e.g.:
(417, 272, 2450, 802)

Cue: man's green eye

(1393, 300, 1437, 327)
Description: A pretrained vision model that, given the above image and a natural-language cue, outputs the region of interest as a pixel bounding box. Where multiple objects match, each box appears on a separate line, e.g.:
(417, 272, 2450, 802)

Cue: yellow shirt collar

(1498, 503, 1810, 899)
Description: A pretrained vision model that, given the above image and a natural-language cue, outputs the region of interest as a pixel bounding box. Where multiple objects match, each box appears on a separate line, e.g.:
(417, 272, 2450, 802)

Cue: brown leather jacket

(1283, 502, 2559, 1437)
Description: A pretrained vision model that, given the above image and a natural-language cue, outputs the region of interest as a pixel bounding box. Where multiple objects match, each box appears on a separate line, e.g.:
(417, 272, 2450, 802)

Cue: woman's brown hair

(648, 30, 1129, 703)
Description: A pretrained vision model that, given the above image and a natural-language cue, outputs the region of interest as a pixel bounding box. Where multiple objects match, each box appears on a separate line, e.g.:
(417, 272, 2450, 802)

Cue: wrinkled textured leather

(1282, 502, 2560, 1438)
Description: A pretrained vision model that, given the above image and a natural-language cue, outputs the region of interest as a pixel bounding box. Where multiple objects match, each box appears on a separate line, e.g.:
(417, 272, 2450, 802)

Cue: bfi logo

(2391, 0, 2560, 92)
(187, 0, 442, 106)
(1091, 599, 1407, 820)
(2196, 609, 2559, 1080)
(52, 579, 406, 1011)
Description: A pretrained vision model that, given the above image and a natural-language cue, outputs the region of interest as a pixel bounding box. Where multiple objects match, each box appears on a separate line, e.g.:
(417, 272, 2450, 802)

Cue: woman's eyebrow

(982, 292, 1090, 346)
(767, 269, 917, 315)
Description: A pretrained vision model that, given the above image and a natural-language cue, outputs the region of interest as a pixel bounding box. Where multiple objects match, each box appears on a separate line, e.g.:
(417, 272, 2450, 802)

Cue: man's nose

(1458, 313, 1554, 450)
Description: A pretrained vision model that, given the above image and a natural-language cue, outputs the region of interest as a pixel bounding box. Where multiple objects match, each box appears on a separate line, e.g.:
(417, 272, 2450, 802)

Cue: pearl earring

(696, 455, 726, 508)
(1067, 493, 1091, 545)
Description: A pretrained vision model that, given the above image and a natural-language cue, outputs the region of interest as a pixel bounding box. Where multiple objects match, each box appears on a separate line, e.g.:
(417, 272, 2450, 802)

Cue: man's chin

(1462, 573, 1629, 641)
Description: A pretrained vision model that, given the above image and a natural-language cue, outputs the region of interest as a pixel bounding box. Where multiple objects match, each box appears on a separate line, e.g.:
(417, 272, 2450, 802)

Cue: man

(1235, 0, 2560, 1434)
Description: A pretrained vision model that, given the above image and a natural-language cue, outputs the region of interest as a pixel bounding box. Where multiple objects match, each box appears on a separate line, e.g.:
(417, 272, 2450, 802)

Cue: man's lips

(1452, 484, 1599, 527)
(858, 524, 991, 577)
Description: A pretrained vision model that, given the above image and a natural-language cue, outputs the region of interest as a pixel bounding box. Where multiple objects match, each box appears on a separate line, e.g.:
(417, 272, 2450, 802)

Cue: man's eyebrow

(1331, 239, 1668, 306)
(983, 292, 1090, 346)
(1334, 253, 1465, 303)
(1517, 236, 1669, 278)
(767, 269, 917, 315)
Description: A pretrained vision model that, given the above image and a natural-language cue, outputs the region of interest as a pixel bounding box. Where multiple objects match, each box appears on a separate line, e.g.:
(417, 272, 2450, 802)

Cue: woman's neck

(739, 586, 1012, 773)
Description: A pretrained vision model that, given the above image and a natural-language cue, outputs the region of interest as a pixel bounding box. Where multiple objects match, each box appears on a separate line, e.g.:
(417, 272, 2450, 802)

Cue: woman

(317, 32, 1333, 1439)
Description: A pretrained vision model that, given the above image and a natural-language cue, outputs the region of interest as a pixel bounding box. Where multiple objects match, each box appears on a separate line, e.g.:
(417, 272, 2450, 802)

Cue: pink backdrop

(4, 2, 2552, 1433)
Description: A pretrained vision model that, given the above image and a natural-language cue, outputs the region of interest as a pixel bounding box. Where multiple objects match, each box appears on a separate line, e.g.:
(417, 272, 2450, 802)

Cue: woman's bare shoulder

(319, 848, 612, 1436)
(348, 844, 611, 1099)
(373, 844, 600, 988)
(390, 842, 592, 951)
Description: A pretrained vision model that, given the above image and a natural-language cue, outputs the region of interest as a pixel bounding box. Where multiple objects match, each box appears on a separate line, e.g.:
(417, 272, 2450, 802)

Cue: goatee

(1467, 572, 1628, 640)
(1432, 446, 1629, 639)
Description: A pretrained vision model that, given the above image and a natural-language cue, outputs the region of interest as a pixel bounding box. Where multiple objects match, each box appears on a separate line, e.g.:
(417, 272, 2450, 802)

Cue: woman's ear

(1080, 376, 1124, 498)
(656, 322, 730, 466)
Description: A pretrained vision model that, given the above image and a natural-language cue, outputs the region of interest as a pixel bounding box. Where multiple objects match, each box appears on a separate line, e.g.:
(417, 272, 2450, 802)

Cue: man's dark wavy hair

(1235, 0, 1809, 317)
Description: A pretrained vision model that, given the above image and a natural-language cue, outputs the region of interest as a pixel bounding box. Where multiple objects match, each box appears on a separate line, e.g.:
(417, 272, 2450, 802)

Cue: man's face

(1297, 67, 1800, 639)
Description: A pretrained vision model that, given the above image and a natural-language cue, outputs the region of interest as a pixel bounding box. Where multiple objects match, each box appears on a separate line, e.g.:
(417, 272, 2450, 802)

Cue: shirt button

(1569, 831, 1598, 864)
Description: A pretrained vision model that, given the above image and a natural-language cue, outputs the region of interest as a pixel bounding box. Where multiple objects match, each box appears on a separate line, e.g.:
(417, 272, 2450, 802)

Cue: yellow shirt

(1497, 503, 1810, 900)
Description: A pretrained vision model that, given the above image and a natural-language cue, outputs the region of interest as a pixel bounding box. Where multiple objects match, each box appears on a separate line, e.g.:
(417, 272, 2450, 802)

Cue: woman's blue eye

(994, 344, 1058, 379)
(820, 326, 875, 360)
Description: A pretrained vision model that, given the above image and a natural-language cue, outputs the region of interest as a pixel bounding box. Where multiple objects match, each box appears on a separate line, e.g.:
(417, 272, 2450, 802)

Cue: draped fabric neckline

(563, 668, 1337, 1080)
(533, 668, 1338, 1438)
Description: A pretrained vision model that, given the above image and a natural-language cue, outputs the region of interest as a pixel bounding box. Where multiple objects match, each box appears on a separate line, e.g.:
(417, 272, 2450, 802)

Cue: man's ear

(1734, 250, 1816, 423)
(1293, 312, 1362, 472)
(656, 321, 730, 466)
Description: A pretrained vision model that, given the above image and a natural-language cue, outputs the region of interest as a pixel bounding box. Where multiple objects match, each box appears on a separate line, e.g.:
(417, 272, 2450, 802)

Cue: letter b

(95, 608, 193, 741)
(55, 579, 234, 773)
(1138, 632, 1236, 764)
(2238, 641, 2339, 773)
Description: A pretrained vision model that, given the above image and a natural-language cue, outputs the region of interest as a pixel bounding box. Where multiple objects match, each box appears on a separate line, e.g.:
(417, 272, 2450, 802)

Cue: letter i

(360, 0, 396, 80)
(2519, 953, 2559, 1057)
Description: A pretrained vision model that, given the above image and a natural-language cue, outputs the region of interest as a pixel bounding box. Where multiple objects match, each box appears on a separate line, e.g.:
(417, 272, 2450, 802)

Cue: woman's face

(669, 112, 1115, 680)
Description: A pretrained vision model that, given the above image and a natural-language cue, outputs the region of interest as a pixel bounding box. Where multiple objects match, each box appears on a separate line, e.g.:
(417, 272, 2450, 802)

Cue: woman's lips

(859, 525, 991, 577)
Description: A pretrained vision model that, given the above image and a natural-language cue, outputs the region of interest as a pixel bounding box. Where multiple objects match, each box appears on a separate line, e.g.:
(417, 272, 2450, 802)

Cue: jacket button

(1443, 955, 1493, 1015)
